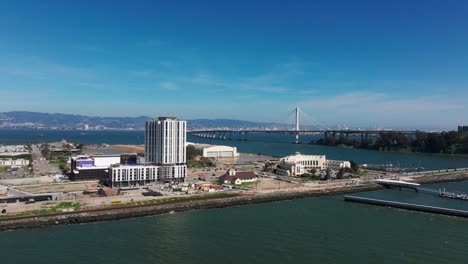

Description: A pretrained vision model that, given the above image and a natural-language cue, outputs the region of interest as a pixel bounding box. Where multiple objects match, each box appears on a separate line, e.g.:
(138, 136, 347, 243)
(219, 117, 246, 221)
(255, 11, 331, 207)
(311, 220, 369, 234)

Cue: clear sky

(1, 0, 467, 130)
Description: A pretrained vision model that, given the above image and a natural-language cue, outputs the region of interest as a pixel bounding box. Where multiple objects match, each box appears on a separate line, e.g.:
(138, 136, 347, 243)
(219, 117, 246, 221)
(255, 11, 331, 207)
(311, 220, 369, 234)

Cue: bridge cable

(298, 108, 332, 130)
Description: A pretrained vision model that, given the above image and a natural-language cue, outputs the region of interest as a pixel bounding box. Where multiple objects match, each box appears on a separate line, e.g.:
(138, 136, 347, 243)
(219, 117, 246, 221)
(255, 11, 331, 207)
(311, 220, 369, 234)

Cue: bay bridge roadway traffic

(188, 129, 418, 144)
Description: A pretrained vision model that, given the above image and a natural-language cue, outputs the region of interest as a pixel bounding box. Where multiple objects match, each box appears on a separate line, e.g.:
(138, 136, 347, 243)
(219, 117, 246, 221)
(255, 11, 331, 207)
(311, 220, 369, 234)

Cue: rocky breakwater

(1, 172, 467, 232)
(0, 184, 381, 232)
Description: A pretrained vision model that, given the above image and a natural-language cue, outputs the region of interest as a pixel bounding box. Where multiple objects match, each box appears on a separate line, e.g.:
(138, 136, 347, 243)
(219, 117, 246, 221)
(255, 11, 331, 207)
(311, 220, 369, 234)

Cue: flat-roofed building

(0, 158, 29, 166)
(324, 160, 351, 171)
(276, 152, 351, 177)
(191, 143, 239, 158)
(70, 155, 121, 181)
(108, 164, 186, 187)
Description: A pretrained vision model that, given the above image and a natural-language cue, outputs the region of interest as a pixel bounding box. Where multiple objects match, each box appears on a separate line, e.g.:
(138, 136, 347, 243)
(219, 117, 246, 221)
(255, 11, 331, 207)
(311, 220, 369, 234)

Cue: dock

(374, 179, 468, 201)
(344, 195, 468, 218)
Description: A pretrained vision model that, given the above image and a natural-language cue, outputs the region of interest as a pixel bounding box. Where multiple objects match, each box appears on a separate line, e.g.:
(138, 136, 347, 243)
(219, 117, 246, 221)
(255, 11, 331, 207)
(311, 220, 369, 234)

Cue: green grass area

(299, 174, 326, 182)
(236, 181, 259, 186)
(0, 202, 81, 219)
(187, 160, 215, 168)
(49, 158, 68, 171)
(49, 202, 81, 212)
(0, 166, 9, 173)
(0, 154, 32, 160)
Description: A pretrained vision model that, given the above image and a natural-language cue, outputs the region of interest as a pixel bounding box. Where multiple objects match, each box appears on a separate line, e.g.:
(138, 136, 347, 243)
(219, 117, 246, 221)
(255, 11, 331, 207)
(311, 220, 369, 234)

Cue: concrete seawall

(344, 196, 468, 218)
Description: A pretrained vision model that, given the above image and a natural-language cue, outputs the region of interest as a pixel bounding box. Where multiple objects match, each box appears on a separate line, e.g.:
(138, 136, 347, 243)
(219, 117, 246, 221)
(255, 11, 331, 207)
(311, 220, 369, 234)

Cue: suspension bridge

(188, 107, 417, 144)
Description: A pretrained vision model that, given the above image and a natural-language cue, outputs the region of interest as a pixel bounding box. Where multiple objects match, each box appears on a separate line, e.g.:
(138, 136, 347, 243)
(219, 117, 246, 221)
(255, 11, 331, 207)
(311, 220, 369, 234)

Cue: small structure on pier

(374, 179, 420, 191)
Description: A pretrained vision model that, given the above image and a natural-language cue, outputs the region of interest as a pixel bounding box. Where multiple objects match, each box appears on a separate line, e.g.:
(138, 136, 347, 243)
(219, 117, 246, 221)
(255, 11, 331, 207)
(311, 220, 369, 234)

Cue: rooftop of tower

(157, 117, 178, 121)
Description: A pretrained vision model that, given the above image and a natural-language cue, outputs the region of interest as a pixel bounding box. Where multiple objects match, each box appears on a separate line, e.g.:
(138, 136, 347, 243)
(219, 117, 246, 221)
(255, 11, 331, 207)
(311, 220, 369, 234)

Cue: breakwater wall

(1, 173, 467, 232)
(0, 184, 381, 232)
(344, 196, 468, 218)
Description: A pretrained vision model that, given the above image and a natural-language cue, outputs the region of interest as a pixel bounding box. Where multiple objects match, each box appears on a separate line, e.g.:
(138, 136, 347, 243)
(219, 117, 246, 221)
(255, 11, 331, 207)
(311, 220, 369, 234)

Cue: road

(0, 184, 33, 197)
(31, 144, 60, 176)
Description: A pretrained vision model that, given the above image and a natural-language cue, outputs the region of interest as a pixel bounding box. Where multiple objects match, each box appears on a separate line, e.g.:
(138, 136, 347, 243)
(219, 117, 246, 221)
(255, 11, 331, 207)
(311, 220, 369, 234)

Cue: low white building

(0, 145, 29, 156)
(109, 164, 186, 187)
(325, 160, 351, 171)
(191, 143, 239, 158)
(276, 152, 351, 177)
(92, 155, 121, 167)
(0, 158, 29, 166)
(276, 153, 326, 177)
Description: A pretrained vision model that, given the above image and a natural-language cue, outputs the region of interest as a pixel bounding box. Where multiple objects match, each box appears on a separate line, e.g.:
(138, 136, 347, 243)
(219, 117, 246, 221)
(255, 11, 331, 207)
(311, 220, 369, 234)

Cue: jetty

(344, 196, 468, 218)
(374, 179, 468, 201)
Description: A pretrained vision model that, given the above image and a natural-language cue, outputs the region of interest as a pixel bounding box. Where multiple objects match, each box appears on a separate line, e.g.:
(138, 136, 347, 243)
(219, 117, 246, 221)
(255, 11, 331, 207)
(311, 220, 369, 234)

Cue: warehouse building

(191, 143, 239, 158)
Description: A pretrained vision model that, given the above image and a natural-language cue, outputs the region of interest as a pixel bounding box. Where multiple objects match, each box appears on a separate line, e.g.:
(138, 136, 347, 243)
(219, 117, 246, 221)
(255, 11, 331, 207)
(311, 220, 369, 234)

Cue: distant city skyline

(1, 0, 468, 130)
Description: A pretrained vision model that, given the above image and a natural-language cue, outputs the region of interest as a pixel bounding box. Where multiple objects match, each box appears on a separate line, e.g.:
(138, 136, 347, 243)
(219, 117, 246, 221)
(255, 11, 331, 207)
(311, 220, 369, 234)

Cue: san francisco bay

(1, 128, 468, 170)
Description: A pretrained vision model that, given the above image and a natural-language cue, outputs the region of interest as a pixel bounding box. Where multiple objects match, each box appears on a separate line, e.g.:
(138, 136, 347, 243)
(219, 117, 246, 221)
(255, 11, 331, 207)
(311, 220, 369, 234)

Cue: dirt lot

(16, 182, 100, 194)
(255, 177, 301, 191)
(106, 144, 144, 153)
(0, 176, 54, 186)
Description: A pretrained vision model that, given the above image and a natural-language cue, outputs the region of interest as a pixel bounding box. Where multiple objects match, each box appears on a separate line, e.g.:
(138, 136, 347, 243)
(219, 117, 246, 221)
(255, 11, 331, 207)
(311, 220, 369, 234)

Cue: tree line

(315, 131, 468, 154)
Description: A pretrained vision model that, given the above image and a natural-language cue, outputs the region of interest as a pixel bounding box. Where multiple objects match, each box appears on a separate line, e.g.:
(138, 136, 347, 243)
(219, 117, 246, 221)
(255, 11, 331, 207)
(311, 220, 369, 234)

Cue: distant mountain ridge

(0, 111, 283, 130)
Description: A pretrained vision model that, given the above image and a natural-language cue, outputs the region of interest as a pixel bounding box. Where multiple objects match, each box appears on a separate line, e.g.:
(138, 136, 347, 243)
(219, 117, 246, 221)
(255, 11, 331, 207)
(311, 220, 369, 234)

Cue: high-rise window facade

(145, 117, 186, 165)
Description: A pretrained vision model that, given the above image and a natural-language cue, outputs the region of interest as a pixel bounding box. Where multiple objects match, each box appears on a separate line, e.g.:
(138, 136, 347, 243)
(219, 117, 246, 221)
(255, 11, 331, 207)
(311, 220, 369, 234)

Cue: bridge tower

(294, 106, 300, 144)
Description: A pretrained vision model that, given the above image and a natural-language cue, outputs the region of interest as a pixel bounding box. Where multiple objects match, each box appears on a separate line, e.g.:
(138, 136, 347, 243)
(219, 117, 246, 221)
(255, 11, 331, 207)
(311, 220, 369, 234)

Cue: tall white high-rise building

(144, 117, 186, 182)
(145, 117, 186, 165)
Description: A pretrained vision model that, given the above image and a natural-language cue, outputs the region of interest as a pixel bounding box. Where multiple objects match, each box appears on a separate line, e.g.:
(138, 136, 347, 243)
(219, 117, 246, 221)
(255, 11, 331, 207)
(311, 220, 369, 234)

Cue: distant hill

(0, 111, 284, 130)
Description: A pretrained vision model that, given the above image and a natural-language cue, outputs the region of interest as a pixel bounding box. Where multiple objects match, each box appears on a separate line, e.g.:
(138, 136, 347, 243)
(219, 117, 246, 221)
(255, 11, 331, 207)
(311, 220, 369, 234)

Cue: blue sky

(0, 0, 467, 130)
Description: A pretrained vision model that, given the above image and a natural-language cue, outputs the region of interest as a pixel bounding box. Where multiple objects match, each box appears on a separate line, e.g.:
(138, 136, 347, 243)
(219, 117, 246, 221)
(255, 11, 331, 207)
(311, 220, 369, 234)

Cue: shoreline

(1, 173, 467, 232)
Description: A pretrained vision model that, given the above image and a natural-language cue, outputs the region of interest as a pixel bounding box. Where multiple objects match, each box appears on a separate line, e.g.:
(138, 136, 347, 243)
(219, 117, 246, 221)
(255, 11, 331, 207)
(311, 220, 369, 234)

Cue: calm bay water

(0, 129, 467, 263)
(1, 128, 468, 170)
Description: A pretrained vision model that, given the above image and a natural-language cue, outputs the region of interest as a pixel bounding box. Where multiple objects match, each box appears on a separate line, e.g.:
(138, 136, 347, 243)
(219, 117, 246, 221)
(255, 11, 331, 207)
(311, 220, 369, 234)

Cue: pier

(374, 179, 468, 201)
(373, 179, 420, 191)
(344, 196, 468, 218)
